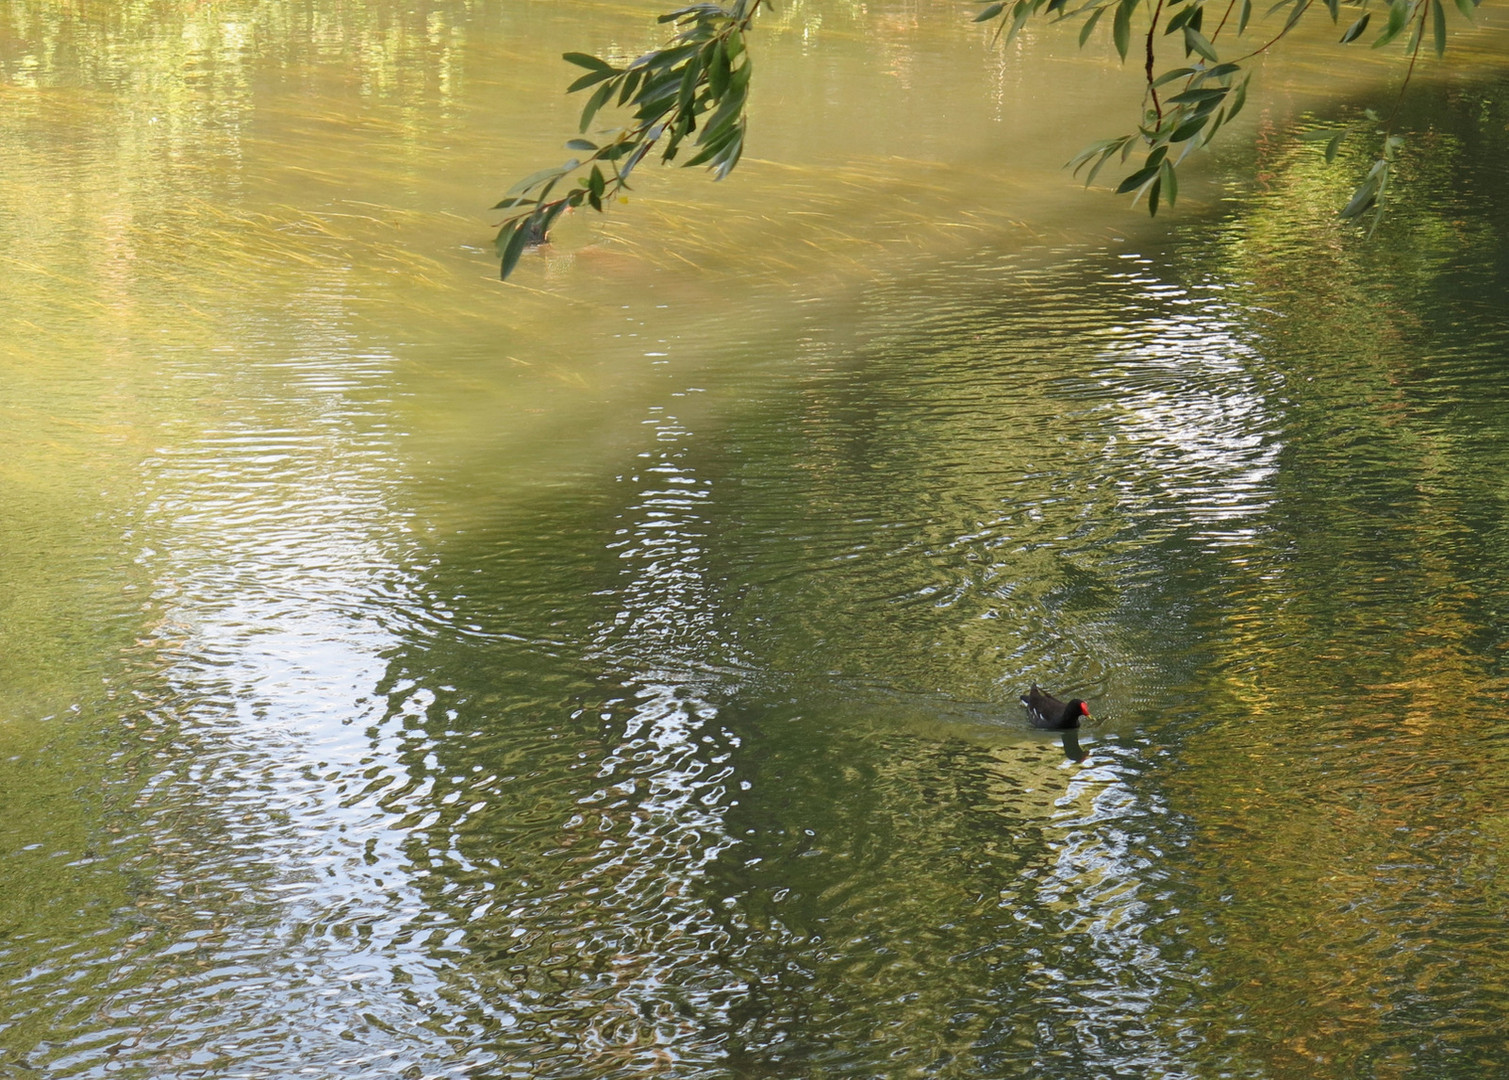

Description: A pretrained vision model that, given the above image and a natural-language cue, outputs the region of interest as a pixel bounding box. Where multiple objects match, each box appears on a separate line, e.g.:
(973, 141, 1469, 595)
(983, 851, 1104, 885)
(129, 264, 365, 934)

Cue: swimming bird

(1020, 684, 1091, 730)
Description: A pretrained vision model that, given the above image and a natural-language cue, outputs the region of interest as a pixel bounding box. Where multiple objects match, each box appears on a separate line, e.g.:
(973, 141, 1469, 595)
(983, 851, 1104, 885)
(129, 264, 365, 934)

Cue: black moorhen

(1020, 684, 1091, 730)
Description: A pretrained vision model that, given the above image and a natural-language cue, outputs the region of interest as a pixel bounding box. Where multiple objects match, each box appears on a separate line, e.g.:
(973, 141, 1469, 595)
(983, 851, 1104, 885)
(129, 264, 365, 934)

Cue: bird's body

(1020, 684, 1091, 730)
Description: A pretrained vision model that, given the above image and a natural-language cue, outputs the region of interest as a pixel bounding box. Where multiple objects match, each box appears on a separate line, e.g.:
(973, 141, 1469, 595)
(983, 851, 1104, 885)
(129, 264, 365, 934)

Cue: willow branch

(1384, 0, 1429, 130)
(1229, 0, 1313, 63)
(1209, 0, 1241, 42)
(1146, 0, 1167, 117)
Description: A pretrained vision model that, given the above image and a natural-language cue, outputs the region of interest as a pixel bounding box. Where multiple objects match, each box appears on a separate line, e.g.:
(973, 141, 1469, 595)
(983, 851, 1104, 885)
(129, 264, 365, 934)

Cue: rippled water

(3, 2, 1509, 1078)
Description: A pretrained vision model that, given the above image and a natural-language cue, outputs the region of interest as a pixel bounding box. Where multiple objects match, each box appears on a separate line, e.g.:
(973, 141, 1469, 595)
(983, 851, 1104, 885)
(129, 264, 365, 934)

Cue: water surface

(3, 2, 1509, 1078)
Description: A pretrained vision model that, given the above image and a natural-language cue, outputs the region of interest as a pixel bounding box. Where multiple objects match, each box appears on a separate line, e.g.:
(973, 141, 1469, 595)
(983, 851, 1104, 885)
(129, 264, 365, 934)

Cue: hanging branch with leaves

(493, 0, 766, 279)
(984, 0, 1479, 231)
(494, 0, 1481, 278)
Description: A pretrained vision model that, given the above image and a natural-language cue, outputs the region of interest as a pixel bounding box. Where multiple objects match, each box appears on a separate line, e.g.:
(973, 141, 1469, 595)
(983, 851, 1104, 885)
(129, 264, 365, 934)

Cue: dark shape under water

(1060, 728, 1088, 763)
(1020, 684, 1091, 729)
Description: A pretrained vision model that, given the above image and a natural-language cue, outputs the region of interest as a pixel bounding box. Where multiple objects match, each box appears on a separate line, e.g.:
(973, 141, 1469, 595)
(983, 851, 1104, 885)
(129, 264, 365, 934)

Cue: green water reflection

(3, 2, 1509, 1078)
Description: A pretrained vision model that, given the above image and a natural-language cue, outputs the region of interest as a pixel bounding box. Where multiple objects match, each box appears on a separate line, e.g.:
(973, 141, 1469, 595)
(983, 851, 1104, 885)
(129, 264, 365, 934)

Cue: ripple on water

(8, 41, 1509, 1076)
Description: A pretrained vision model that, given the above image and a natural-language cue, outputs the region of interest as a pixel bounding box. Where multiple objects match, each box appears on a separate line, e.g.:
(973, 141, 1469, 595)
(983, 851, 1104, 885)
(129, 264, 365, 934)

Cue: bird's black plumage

(1020, 684, 1091, 730)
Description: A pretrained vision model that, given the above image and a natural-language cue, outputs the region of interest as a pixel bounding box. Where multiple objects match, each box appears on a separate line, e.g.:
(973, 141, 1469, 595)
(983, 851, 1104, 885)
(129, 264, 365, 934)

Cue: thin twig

(1209, 0, 1240, 42)
(1146, 0, 1167, 117)
(1229, 0, 1314, 63)
(1384, 0, 1429, 129)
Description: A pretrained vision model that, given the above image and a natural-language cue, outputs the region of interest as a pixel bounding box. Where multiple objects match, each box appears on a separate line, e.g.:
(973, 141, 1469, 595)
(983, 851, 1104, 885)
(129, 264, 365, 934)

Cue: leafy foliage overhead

(494, 0, 1482, 278)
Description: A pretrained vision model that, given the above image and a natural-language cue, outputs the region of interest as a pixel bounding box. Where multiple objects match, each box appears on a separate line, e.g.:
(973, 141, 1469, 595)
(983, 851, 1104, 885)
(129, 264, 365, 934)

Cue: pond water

(3, 2, 1509, 1078)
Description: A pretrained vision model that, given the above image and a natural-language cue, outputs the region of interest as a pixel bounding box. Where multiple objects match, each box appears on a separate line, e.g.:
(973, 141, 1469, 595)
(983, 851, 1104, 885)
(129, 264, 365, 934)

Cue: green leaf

(1170, 112, 1211, 141)
(563, 52, 614, 72)
(635, 70, 683, 115)
(1152, 66, 1198, 88)
(701, 83, 747, 140)
(1454, 0, 1477, 21)
(1183, 26, 1219, 61)
(1079, 6, 1107, 46)
(1003, 0, 1034, 45)
(730, 53, 754, 91)
(1160, 158, 1178, 206)
(663, 110, 693, 160)
(580, 79, 616, 131)
(1339, 175, 1380, 218)
(506, 164, 566, 197)
(1198, 62, 1243, 80)
(685, 127, 738, 166)
(1084, 148, 1118, 185)
(1373, 0, 1409, 47)
(712, 132, 744, 179)
(1113, 0, 1131, 59)
(1325, 130, 1345, 162)
(493, 218, 515, 258)
(1116, 163, 1160, 193)
(617, 68, 644, 106)
(1193, 96, 1225, 122)
(1165, 86, 1229, 104)
(1238, 0, 1253, 33)
(636, 42, 699, 74)
(687, 117, 744, 167)
(533, 169, 568, 207)
(1201, 107, 1227, 145)
(1431, 0, 1447, 55)
(1148, 175, 1161, 215)
(676, 59, 700, 112)
(975, 2, 1007, 21)
(1069, 136, 1132, 186)
(1339, 11, 1370, 42)
(1226, 75, 1249, 121)
(498, 220, 530, 280)
(565, 138, 598, 152)
(708, 42, 731, 96)
(1375, 164, 1393, 206)
(618, 138, 655, 184)
(658, 3, 725, 23)
(1068, 136, 1119, 172)
(567, 68, 616, 94)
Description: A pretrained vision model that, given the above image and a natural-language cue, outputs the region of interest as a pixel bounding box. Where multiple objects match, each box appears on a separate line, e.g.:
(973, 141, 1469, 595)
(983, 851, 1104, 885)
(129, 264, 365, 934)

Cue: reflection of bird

(1021, 684, 1091, 730)
(1059, 728, 1089, 764)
